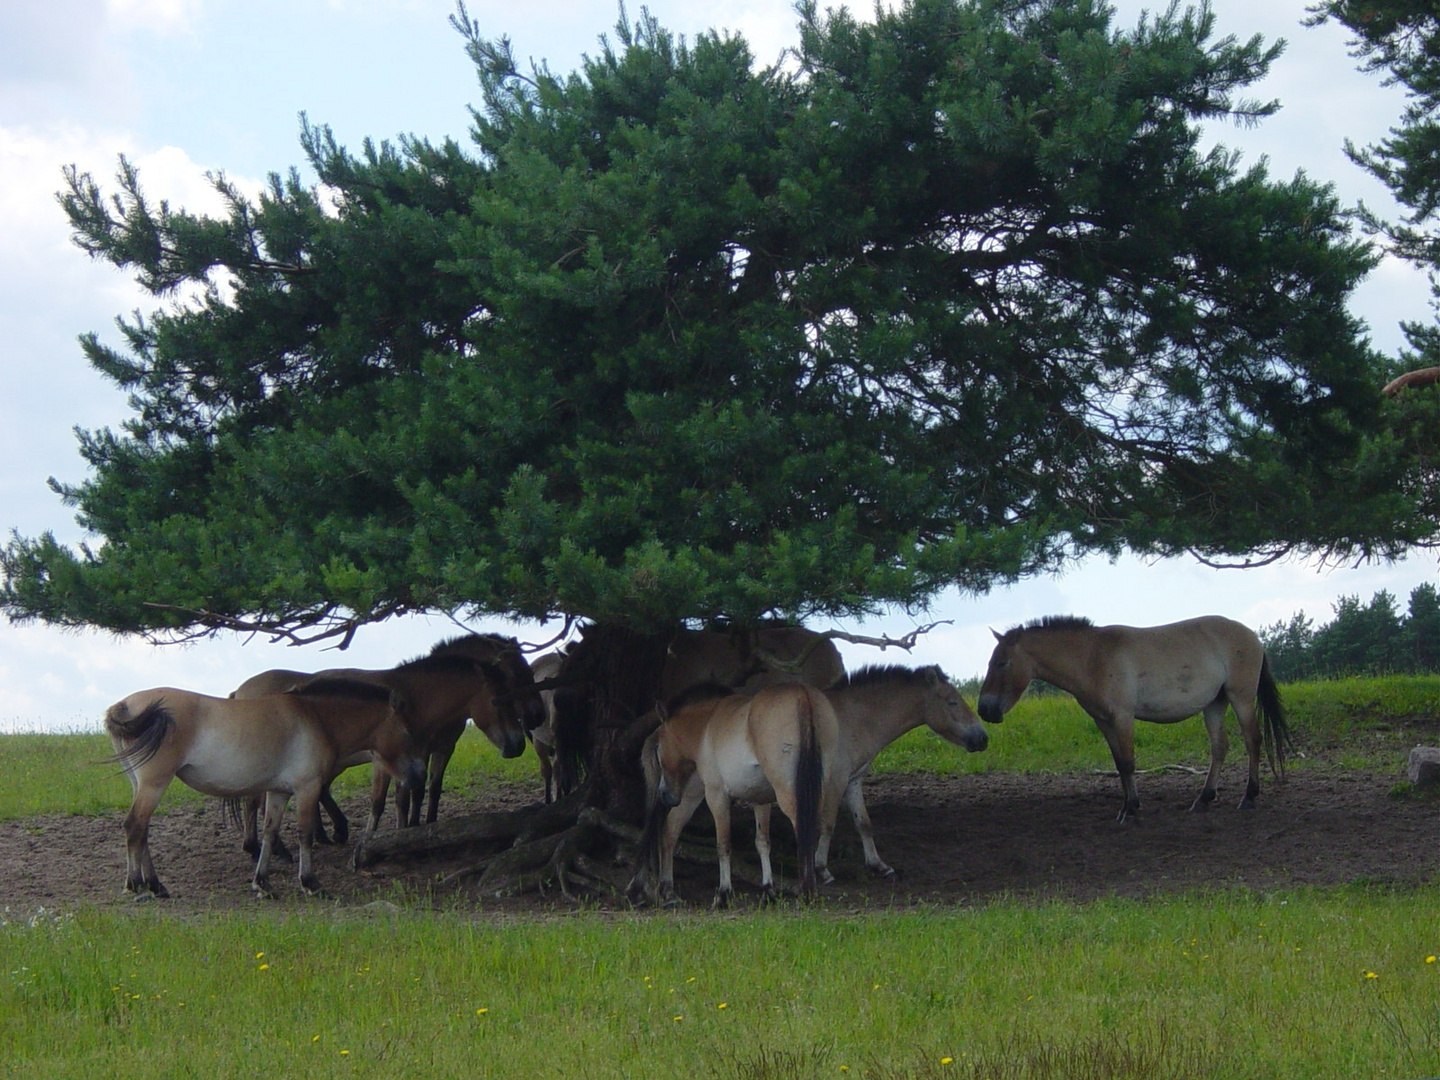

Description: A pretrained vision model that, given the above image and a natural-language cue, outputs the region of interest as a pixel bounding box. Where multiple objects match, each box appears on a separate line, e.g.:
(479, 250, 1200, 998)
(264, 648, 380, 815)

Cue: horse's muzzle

(501, 728, 527, 759)
(961, 728, 989, 753)
(655, 778, 682, 809)
(976, 696, 1005, 725)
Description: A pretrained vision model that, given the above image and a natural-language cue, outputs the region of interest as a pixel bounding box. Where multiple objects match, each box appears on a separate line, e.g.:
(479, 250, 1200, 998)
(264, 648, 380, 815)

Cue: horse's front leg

(315, 781, 347, 845)
(252, 791, 288, 899)
(1191, 704, 1230, 812)
(842, 776, 895, 880)
(365, 765, 392, 839)
(1093, 714, 1141, 822)
(122, 780, 170, 900)
(425, 735, 463, 825)
(752, 804, 776, 902)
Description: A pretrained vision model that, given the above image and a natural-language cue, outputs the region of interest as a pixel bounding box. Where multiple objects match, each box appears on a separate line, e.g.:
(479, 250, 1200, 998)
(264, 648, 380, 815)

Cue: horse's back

(232, 669, 314, 698)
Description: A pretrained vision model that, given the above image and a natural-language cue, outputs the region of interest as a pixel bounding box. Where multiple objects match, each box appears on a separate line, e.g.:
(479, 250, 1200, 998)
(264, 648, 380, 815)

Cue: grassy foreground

(4, 889, 1440, 1079)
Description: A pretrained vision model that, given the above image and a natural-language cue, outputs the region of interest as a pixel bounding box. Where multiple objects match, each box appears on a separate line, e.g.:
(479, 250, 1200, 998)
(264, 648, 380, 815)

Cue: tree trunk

(552, 622, 673, 822)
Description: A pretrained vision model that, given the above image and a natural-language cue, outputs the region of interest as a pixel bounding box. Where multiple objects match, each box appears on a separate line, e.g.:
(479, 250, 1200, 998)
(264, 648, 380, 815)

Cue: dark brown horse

(977, 615, 1290, 822)
(105, 680, 425, 899)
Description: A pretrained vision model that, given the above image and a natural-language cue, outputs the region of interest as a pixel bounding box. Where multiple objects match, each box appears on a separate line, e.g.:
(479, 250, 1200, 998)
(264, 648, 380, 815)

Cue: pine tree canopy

(2, 0, 1432, 644)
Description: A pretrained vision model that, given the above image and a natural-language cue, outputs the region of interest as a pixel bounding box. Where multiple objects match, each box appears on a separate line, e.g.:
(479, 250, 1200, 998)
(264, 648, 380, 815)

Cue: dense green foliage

(5, 891, 1440, 1078)
(1261, 582, 1440, 679)
(2, 0, 1429, 644)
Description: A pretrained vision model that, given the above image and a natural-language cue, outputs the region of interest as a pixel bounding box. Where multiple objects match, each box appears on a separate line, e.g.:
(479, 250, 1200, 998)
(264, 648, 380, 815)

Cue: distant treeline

(1260, 583, 1440, 682)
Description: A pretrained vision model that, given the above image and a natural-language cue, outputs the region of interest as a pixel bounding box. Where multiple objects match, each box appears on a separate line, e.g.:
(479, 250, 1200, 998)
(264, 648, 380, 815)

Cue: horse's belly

(175, 760, 287, 798)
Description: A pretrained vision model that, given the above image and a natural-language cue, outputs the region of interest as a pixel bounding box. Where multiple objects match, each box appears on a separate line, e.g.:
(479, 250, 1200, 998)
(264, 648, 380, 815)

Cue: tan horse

(105, 680, 425, 900)
(977, 615, 1290, 822)
(813, 664, 988, 882)
(649, 682, 843, 907)
(233, 637, 527, 844)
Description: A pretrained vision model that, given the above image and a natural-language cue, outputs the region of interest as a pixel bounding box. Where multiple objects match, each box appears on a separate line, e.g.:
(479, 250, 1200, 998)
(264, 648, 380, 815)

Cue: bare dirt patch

(6, 733, 1439, 916)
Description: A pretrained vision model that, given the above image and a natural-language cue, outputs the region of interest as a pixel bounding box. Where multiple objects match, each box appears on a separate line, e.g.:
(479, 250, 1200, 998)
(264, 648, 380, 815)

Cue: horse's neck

(1026, 632, 1098, 691)
(829, 681, 920, 764)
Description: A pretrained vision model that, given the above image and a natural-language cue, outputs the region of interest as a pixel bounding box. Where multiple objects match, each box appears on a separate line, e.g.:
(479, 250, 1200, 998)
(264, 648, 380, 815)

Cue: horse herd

(103, 615, 1291, 905)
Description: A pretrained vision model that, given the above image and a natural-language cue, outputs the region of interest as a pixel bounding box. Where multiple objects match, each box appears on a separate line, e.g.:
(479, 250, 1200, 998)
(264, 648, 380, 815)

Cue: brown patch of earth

(5, 737, 1438, 916)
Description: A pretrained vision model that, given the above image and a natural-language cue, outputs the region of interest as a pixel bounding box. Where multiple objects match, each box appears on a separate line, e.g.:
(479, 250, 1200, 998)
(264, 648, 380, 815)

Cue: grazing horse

(977, 615, 1290, 822)
(814, 664, 988, 882)
(105, 680, 425, 900)
(233, 637, 527, 845)
(650, 682, 842, 907)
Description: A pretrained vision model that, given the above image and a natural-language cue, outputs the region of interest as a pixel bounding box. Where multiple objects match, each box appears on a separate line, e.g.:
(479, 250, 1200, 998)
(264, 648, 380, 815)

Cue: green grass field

(5, 675, 1440, 1078)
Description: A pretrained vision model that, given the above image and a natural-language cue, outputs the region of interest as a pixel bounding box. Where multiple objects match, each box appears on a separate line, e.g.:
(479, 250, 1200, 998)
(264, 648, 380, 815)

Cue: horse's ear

(990, 628, 1002, 642)
(388, 688, 411, 714)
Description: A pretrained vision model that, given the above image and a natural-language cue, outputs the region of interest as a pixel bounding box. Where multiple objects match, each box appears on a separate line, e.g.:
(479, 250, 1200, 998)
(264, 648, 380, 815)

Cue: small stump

(1406, 746, 1440, 787)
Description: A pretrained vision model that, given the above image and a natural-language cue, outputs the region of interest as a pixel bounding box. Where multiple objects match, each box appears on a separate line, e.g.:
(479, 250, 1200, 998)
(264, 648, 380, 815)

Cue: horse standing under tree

(232, 635, 531, 851)
(105, 680, 426, 900)
(976, 615, 1290, 822)
(647, 682, 842, 907)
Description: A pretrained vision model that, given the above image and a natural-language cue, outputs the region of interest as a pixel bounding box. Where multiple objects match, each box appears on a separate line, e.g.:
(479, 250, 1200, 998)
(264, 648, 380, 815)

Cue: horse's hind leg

(752, 804, 776, 902)
(293, 782, 326, 896)
(121, 780, 170, 900)
(252, 792, 288, 899)
(840, 775, 895, 880)
(1191, 701, 1230, 812)
(1230, 691, 1264, 809)
(707, 789, 736, 909)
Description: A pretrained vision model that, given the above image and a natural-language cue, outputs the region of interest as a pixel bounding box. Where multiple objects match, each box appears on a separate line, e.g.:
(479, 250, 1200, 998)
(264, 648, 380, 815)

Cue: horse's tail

(1257, 654, 1292, 780)
(635, 730, 666, 877)
(104, 698, 174, 772)
(793, 688, 823, 900)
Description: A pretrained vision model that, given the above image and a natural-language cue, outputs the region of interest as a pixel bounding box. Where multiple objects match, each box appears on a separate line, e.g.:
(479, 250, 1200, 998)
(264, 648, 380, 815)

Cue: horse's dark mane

(839, 663, 947, 689)
(665, 681, 733, 714)
(394, 651, 491, 676)
(288, 677, 392, 702)
(429, 633, 518, 657)
(1007, 614, 1094, 638)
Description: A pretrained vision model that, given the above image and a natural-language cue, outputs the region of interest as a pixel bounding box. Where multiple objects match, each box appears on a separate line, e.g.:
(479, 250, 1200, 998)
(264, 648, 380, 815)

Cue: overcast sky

(2, 0, 1437, 732)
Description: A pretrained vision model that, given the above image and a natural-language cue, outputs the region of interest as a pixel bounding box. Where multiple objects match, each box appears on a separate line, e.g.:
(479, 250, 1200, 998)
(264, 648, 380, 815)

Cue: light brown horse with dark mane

(231, 635, 530, 849)
(977, 615, 1290, 822)
(650, 682, 842, 907)
(105, 679, 426, 899)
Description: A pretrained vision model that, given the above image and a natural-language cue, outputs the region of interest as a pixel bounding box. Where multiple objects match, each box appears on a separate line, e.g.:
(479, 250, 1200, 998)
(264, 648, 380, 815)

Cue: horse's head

(977, 627, 1031, 724)
(919, 665, 988, 752)
(467, 661, 528, 759)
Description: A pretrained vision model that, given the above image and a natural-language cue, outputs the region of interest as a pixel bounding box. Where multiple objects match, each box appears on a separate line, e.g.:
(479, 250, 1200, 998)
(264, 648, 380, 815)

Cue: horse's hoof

(712, 889, 732, 911)
(818, 869, 837, 886)
(1188, 799, 1210, 813)
(877, 866, 899, 882)
(760, 885, 778, 905)
(251, 880, 277, 900)
(660, 894, 682, 910)
(1237, 798, 1257, 810)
